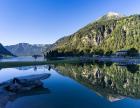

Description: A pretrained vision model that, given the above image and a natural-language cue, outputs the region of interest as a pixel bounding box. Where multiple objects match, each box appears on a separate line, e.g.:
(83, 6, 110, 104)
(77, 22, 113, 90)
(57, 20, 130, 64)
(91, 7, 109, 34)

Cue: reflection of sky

(15, 66, 34, 70)
(0, 66, 50, 83)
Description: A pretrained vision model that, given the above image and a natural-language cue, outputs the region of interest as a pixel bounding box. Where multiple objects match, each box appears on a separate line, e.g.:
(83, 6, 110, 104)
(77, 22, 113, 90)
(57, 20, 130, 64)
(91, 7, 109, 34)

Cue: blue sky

(0, 0, 140, 45)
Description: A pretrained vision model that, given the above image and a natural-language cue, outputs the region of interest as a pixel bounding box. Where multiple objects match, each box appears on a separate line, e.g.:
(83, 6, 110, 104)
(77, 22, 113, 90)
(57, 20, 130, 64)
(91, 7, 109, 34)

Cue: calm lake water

(0, 56, 44, 62)
(0, 62, 140, 108)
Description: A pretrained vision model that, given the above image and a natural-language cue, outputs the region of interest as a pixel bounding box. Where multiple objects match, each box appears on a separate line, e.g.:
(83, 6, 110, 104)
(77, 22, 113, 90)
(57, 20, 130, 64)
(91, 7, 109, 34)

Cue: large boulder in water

(2, 73, 51, 93)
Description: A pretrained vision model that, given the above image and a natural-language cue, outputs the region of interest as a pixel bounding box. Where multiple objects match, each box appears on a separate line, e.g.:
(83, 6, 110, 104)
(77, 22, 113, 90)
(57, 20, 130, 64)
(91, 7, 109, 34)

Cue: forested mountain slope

(44, 13, 140, 57)
(0, 43, 14, 57)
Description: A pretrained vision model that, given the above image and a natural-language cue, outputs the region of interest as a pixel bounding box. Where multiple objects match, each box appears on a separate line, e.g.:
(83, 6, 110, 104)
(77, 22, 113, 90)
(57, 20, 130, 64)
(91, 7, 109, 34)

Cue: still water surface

(0, 56, 44, 62)
(0, 63, 140, 108)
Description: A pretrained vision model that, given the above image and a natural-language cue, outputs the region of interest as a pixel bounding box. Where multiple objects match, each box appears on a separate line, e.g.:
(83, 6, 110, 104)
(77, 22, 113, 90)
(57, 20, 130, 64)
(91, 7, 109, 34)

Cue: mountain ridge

(0, 43, 14, 57)
(5, 43, 48, 56)
(98, 12, 125, 21)
(44, 13, 140, 57)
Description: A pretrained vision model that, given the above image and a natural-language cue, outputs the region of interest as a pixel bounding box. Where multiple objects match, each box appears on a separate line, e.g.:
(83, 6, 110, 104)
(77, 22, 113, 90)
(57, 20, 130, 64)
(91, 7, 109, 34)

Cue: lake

(0, 62, 140, 108)
(0, 56, 44, 62)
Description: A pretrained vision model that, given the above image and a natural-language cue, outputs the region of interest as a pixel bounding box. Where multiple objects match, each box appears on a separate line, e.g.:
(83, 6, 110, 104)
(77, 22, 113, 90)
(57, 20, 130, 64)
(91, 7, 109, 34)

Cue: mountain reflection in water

(0, 62, 140, 108)
(53, 63, 140, 102)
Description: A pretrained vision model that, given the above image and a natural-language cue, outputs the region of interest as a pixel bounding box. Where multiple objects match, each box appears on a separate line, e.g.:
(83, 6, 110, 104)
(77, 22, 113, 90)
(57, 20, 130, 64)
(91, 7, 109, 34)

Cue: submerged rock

(0, 73, 51, 108)
(1, 73, 51, 93)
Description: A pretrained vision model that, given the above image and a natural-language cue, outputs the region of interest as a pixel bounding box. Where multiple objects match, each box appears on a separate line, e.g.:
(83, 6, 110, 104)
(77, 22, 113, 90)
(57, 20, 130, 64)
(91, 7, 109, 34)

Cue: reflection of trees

(53, 63, 140, 100)
(34, 66, 37, 71)
(95, 60, 113, 67)
(105, 61, 113, 67)
(48, 65, 51, 71)
(126, 65, 139, 73)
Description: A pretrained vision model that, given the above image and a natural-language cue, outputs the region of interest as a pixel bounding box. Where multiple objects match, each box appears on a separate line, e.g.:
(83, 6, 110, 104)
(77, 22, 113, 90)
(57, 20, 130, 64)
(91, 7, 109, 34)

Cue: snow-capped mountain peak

(98, 12, 125, 21)
(106, 12, 121, 17)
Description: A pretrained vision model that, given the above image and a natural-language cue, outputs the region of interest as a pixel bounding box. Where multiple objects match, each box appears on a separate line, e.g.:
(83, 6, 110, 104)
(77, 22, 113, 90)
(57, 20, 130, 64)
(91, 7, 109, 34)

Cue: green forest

(44, 15, 140, 57)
